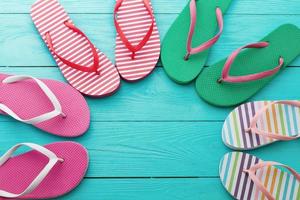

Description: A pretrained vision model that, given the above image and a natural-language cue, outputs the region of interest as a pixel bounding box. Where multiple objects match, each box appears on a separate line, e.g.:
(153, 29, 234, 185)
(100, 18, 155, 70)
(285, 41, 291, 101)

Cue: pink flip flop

(114, 0, 161, 81)
(0, 74, 90, 137)
(31, 0, 120, 97)
(0, 142, 88, 199)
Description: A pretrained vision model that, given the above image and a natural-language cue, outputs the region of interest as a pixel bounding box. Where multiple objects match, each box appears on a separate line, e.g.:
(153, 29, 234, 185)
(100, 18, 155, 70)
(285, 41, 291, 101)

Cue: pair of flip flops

(0, 74, 90, 137)
(162, 0, 300, 106)
(220, 101, 300, 199)
(0, 142, 88, 199)
(31, 0, 160, 97)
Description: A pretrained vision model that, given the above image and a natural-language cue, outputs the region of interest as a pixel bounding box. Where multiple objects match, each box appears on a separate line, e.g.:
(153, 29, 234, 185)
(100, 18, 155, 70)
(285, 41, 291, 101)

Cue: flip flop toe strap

(0, 143, 64, 198)
(217, 42, 284, 83)
(184, 0, 224, 60)
(245, 101, 300, 140)
(114, 0, 155, 60)
(45, 21, 100, 75)
(0, 75, 66, 124)
(244, 161, 300, 200)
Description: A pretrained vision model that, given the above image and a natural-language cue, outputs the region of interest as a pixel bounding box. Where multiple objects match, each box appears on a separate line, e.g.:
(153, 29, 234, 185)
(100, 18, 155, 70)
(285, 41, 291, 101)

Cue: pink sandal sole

(0, 142, 88, 199)
(0, 74, 90, 137)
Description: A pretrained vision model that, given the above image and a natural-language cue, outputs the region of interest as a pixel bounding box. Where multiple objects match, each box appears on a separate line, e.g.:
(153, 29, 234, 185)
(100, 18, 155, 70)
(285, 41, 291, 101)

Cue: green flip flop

(161, 0, 232, 84)
(196, 24, 300, 107)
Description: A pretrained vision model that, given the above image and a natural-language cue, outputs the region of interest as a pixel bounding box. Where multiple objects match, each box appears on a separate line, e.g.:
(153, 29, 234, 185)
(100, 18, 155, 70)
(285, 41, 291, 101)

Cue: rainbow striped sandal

(114, 0, 161, 81)
(220, 152, 300, 200)
(222, 101, 300, 150)
(31, 0, 120, 97)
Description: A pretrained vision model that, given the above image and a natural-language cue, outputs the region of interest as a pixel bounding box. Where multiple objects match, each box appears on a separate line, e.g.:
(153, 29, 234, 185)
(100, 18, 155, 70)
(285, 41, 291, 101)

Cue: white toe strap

(0, 143, 64, 198)
(0, 75, 66, 124)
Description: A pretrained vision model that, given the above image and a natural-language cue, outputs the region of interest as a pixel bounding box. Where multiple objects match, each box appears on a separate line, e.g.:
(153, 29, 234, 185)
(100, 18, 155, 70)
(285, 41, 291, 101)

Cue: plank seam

(1, 66, 300, 68)
(1, 13, 300, 15)
(83, 176, 220, 179)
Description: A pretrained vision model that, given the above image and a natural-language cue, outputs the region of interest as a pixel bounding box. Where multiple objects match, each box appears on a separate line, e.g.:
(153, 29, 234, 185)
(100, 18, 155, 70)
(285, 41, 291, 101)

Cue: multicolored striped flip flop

(31, 0, 120, 97)
(196, 24, 300, 106)
(222, 101, 300, 150)
(114, 0, 161, 81)
(220, 152, 300, 200)
(162, 0, 232, 84)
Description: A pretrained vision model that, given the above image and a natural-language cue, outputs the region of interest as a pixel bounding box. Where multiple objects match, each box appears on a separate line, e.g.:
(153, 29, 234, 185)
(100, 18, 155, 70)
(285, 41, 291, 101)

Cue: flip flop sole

(161, 0, 232, 84)
(0, 74, 90, 137)
(196, 24, 300, 106)
(31, 0, 120, 97)
(115, 0, 161, 81)
(0, 142, 88, 199)
(219, 152, 300, 200)
(222, 101, 300, 150)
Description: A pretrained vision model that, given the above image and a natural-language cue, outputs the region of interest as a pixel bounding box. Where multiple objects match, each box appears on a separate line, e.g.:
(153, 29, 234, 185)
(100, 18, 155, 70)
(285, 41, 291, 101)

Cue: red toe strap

(45, 21, 100, 75)
(114, 0, 154, 60)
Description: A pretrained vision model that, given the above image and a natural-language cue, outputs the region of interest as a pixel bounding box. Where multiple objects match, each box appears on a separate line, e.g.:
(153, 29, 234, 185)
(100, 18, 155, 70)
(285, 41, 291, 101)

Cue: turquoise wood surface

(0, 0, 299, 199)
(1, 15, 300, 66)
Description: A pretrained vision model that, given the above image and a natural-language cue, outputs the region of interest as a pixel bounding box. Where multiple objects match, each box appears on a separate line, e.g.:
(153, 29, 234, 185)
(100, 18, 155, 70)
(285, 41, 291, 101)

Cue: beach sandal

(222, 101, 300, 150)
(0, 142, 88, 199)
(0, 74, 90, 137)
(220, 152, 300, 200)
(161, 0, 232, 84)
(196, 24, 300, 106)
(31, 0, 120, 97)
(114, 0, 161, 81)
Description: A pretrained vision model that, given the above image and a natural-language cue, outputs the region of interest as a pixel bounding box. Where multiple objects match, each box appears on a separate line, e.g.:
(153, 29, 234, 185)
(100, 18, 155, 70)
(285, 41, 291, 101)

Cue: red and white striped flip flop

(31, 0, 120, 97)
(114, 0, 161, 81)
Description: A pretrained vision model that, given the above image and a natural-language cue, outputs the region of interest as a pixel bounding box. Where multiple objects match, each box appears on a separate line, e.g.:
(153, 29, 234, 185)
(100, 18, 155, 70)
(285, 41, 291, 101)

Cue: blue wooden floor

(1, 0, 300, 199)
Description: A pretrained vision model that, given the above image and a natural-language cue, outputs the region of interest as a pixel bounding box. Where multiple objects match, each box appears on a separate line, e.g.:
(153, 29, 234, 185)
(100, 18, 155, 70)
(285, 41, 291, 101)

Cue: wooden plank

(0, 1, 299, 199)
(1, 0, 300, 14)
(1, 121, 300, 177)
(1, 67, 300, 122)
(0, 14, 300, 67)
(59, 178, 232, 200)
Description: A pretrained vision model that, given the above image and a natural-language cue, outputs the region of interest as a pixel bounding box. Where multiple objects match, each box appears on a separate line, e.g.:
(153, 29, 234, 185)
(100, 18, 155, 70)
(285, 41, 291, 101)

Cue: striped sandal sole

(222, 101, 300, 150)
(31, 0, 120, 97)
(115, 0, 161, 81)
(220, 152, 300, 200)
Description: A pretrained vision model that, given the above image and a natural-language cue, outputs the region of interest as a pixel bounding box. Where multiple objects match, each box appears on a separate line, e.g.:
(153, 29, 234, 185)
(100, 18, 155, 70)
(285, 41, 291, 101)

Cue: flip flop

(0, 74, 90, 137)
(114, 0, 161, 81)
(0, 142, 88, 199)
(219, 152, 300, 200)
(222, 101, 300, 150)
(196, 24, 300, 106)
(31, 0, 120, 97)
(161, 0, 232, 84)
